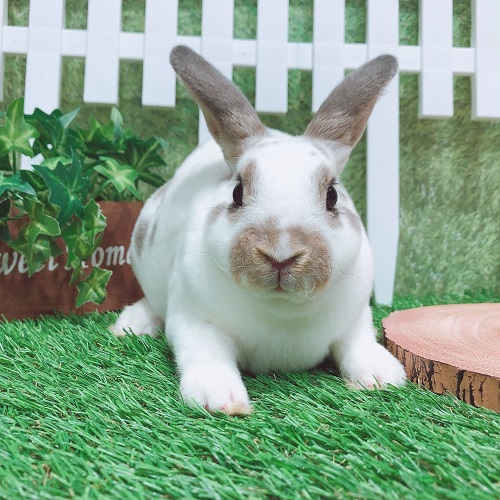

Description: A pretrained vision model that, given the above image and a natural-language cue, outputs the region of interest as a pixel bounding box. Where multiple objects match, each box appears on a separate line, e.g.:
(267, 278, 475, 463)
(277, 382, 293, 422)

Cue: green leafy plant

(0, 98, 169, 307)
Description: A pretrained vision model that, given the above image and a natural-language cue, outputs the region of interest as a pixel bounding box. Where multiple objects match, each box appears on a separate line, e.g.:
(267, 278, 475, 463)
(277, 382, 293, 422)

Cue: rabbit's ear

(304, 55, 397, 152)
(170, 46, 266, 167)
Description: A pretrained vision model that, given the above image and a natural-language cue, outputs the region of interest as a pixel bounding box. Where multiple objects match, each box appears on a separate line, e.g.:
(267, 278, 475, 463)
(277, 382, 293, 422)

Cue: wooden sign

(0, 202, 144, 321)
(383, 303, 500, 412)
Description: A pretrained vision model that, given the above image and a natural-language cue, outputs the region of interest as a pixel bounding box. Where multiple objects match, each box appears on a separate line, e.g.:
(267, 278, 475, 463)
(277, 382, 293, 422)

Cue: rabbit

(111, 45, 406, 414)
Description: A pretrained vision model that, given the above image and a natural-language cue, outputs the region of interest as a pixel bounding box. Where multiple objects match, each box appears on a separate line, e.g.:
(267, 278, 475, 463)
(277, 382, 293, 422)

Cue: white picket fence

(2, 0, 500, 304)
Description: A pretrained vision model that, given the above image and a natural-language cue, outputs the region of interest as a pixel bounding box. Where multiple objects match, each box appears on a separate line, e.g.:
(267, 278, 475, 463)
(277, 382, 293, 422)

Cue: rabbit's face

(208, 137, 362, 301)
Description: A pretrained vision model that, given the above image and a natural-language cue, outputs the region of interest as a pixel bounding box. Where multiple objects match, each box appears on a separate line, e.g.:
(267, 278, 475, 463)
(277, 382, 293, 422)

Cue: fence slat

(120, 32, 144, 60)
(255, 0, 288, 113)
(419, 0, 453, 118)
(83, 0, 122, 104)
(366, 0, 399, 305)
(312, 0, 345, 112)
(0, 0, 7, 102)
(472, 0, 500, 119)
(142, 0, 178, 108)
(0, 34, 484, 77)
(198, 0, 235, 143)
(24, 0, 65, 114)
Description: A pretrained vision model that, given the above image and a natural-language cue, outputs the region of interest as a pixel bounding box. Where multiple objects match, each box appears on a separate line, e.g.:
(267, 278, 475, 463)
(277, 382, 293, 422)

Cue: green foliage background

(4, 0, 499, 298)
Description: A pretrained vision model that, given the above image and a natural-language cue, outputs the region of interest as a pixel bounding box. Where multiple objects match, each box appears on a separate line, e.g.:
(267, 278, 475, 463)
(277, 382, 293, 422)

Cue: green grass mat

(1, 293, 499, 498)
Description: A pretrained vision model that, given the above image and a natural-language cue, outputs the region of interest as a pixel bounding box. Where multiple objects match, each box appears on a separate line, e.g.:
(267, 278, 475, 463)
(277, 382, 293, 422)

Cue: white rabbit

(111, 45, 406, 414)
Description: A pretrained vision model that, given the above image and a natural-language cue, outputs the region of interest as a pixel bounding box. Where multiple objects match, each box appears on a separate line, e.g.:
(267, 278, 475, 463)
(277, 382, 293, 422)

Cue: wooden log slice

(382, 303, 500, 412)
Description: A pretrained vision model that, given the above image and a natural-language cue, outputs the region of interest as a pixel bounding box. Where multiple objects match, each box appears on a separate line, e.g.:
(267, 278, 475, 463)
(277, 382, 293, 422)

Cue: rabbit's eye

(233, 182, 244, 207)
(326, 185, 338, 211)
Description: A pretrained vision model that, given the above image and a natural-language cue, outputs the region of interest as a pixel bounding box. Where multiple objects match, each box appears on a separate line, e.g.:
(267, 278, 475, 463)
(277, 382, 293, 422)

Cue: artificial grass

(0, 293, 499, 498)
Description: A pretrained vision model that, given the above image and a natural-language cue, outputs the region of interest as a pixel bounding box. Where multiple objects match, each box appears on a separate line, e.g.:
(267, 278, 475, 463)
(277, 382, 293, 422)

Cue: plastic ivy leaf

(0, 198, 9, 217)
(20, 197, 60, 248)
(33, 151, 90, 224)
(76, 267, 112, 307)
(61, 199, 106, 266)
(19, 169, 49, 193)
(76, 116, 102, 145)
(61, 218, 82, 268)
(0, 98, 40, 158)
(26, 107, 81, 158)
(0, 172, 37, 198)
(18, 170, 60, 219)
(9, 200, 61, 276)
(94, 157, 140, 199)
(82, 198, 107, 234)
(40, 155, 72, 170)
(59, 107, 80, 130)
(77, 108, 128, 153)
(0, 224, 10, 242)
(123, 137, 169, 187)
(0, 199, 11, 242)
(10, 234, 61, 276)
(0, 153, 13, 172)
(110, 107, 126, 144)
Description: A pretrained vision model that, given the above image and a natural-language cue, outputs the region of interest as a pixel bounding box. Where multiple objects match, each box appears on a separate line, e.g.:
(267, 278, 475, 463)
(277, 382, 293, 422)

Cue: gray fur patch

(136, 181, 171, 252)
(240, 160, 258, 197)
(134, 219, 149, 256)
(149, 221, 158, 247)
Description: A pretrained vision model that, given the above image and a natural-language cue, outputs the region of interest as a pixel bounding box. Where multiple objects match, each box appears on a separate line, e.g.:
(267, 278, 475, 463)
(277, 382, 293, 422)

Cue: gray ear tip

(169, 45, 194, 69)
(374, 54, 399, 76)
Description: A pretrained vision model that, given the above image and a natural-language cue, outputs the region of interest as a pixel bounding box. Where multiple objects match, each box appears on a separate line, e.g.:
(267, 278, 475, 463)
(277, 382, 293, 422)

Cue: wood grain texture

(383, 304, 500, 412)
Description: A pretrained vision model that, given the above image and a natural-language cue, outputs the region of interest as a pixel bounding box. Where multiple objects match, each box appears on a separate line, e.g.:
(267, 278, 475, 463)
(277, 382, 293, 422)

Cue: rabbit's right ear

(304, 54, 397, 164)
(170, 46, 266, 168)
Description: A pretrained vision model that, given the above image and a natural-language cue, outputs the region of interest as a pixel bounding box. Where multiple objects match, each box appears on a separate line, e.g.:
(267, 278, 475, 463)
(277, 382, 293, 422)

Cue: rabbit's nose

(257, 248, 304, 271)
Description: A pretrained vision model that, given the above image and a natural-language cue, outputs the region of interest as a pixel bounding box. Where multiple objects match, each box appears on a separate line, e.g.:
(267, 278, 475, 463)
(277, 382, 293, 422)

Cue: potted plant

(0, 98, 169, 320)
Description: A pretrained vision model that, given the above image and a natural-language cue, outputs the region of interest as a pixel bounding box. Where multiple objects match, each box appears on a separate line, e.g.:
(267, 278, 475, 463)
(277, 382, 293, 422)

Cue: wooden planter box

(0, 201, 144, 321)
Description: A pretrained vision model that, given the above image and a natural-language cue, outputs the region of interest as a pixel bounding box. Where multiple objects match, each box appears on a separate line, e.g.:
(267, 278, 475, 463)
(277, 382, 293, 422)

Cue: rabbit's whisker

(331, 265, 370, 282)
(196, 251, 231, 275)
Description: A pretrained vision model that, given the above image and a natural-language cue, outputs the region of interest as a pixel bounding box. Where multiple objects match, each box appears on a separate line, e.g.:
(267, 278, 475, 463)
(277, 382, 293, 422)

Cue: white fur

(113, 48, 406, 414)
(110, 297, 162, 338)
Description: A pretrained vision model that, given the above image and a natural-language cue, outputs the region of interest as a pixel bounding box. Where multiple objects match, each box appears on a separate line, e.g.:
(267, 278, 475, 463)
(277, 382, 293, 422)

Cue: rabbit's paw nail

(221, 401, 253, 415)
(181, 365, 250, 415)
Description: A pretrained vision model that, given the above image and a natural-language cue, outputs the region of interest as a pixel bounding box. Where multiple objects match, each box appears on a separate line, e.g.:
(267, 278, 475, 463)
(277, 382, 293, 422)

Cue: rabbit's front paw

(341, 343, 406, 390)
(180, 364, 252, 415)
(110, 298, 163, 337)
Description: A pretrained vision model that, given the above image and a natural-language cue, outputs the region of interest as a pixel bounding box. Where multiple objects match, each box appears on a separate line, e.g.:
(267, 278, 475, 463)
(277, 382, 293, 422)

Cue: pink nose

(257, 248, 304, 271)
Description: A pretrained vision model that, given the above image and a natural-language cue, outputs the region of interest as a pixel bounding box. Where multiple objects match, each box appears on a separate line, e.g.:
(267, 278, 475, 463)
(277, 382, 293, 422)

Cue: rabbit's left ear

(304, 55, 397, 154)
(170, 45, 267, 167)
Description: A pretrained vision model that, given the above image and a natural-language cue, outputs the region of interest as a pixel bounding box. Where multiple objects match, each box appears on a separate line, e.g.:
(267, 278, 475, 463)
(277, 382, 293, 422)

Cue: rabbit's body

(128, 137, 373, 375)
(113, 46, 406, 413)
